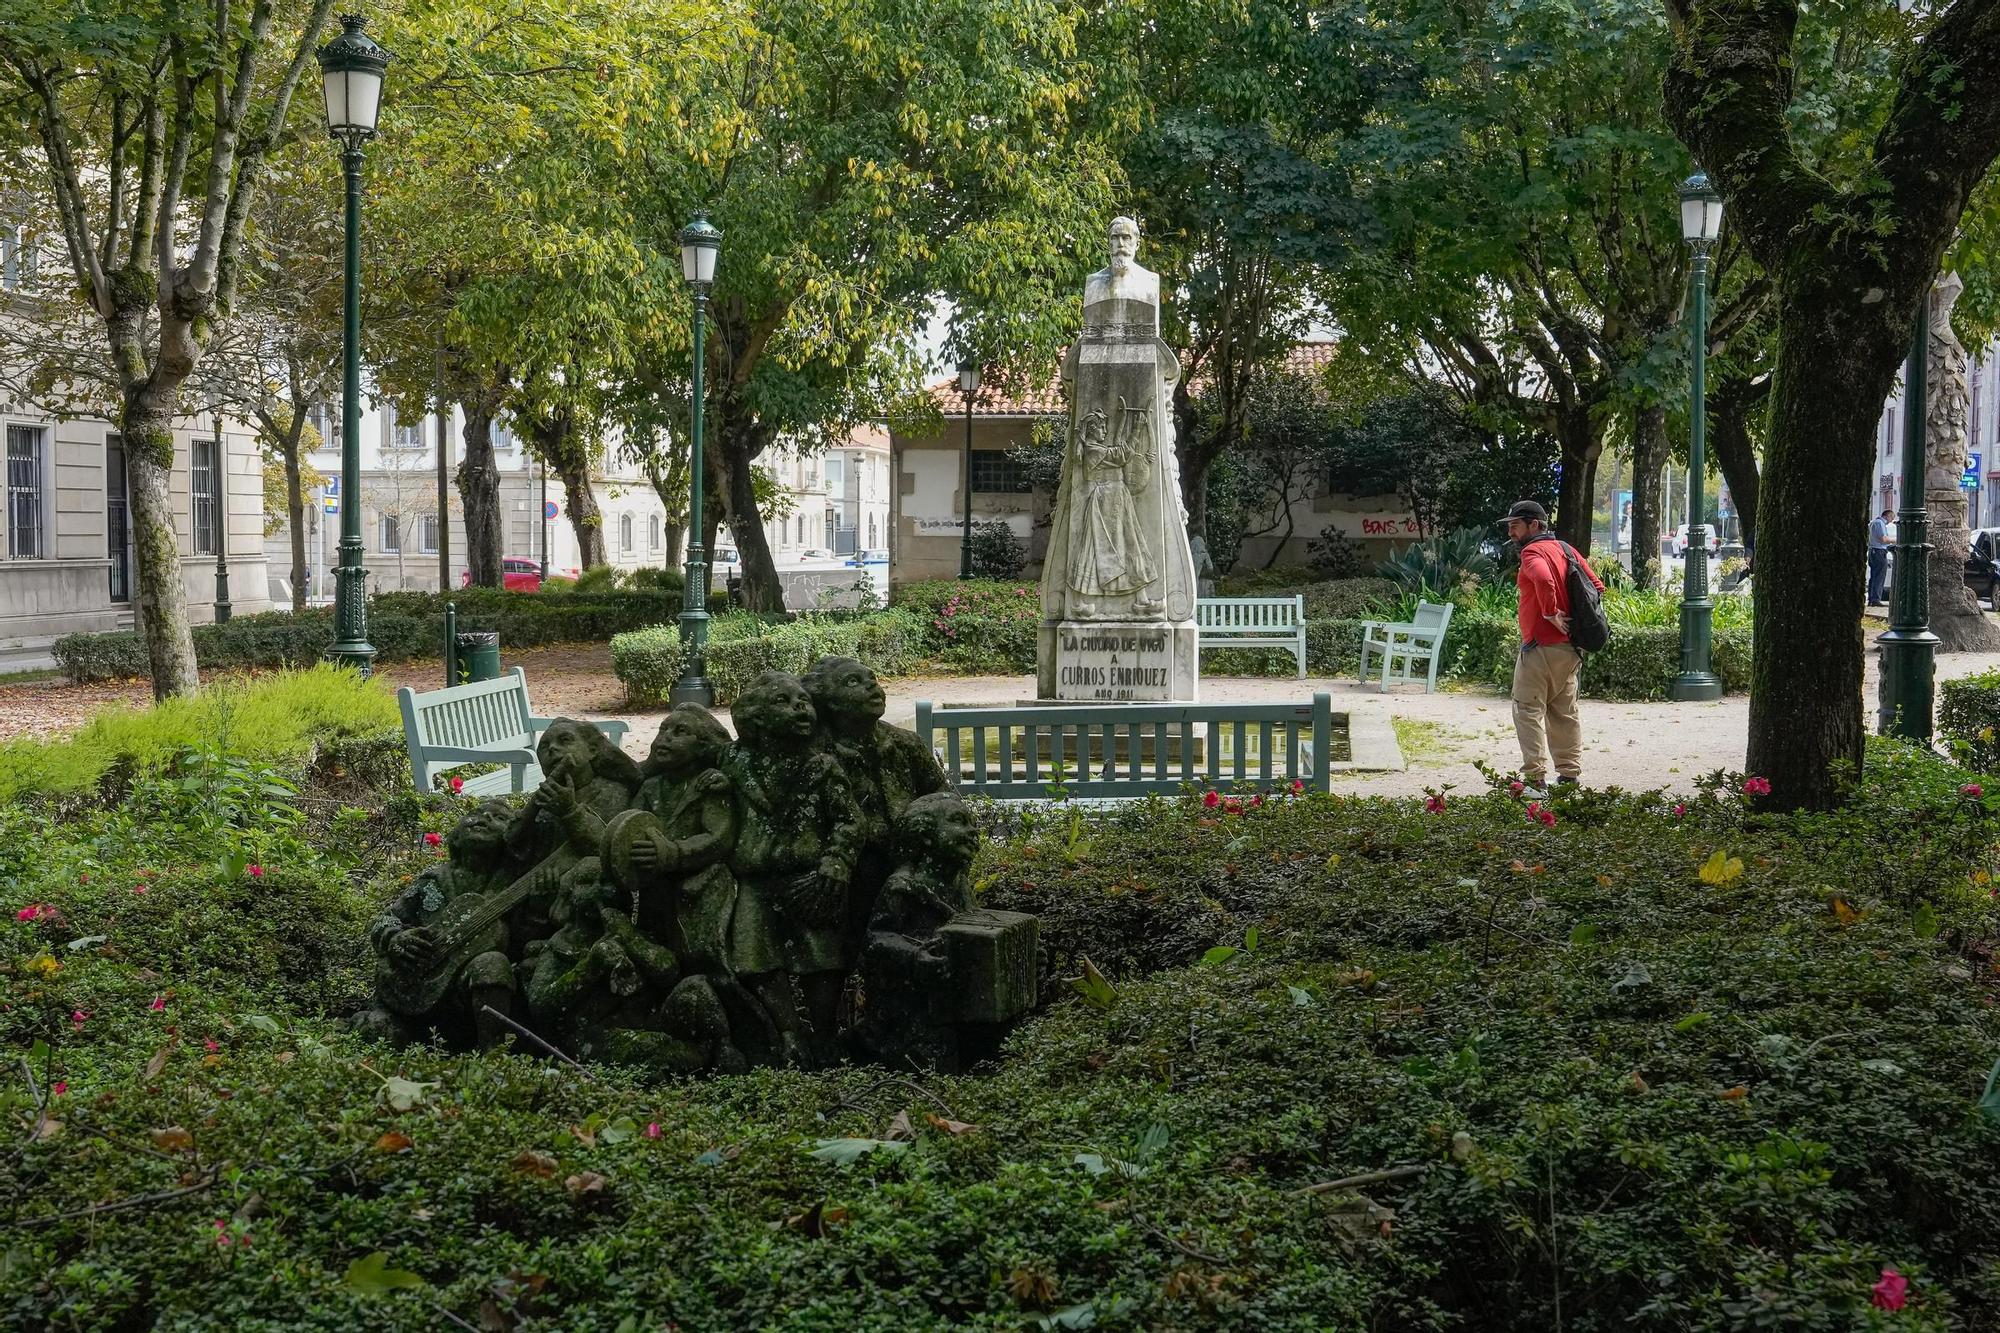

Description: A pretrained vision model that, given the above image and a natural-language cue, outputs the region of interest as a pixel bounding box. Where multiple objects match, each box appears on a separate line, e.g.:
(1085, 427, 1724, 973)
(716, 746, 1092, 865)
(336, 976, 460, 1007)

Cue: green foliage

(966, 521, 1028, 581)
(1305, 528, 1367, 579)
(0, 667, 400, 804)
(51, 589, 680, 684)
(1590, 553, 1632, 589)
(8, 726, 2000, 1328)
(896, 580, 1041, 674)
(1445, 609, 1756, 700)
(1939, 670, 2000, 772)
(1377, 527, 1500, 597)
(612, 610, 926, 706)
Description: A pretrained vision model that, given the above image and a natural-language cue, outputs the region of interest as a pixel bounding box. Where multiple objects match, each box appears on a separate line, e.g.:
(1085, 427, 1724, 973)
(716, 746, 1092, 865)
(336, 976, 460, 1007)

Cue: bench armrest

(527, 716, 631, 743)
(419, 744, 538, 767)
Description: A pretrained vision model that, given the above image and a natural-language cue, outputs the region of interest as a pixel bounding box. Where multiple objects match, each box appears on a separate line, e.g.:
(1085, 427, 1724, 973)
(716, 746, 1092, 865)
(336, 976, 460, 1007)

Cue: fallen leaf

(563, 1171, 607, 1197)
(32, 1116, 62, 1141)
(1719, 1085, 1749, 1100)
(884, 1110, 916, 1142)
(511, 1150, 558, 1178)
(924, 1113, 979, 1136)
(142, 1043, 175, 1080)
(380, 1076, 437, 1112)
(344, 1250, 424, 1296)
(1832, 897, 1863, 926)
(1629, 1071, 1649, 1094)
(1595, 874, 1613, 888)
(1010, 1266, 1060, 1308)
(1698, 850, 1744, 886)
(374, 1131, 414, 1155)
(150, 1126, 194, 1151)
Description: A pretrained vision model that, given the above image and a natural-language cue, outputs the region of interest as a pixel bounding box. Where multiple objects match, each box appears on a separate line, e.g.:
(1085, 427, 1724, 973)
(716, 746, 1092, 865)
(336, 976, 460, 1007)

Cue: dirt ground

(9, 638, 2000, 799)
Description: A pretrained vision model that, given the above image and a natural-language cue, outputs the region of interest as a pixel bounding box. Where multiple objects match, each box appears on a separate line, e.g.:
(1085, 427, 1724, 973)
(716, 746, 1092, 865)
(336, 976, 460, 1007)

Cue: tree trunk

(282, 419, 308, 613)
(661, 521, 686, 569)
(457, 392, 504, 587)
(1629, 404, 1669, 590)
(720, 441, 784, 611)
(558, 463, 606, 569)
(119, 386, 199, 699)
(1922, 273, 2000, 652)
(1709, 374, 1764, 553)
(1552, 402, 1601, 554)
(1746, 282, 1907, 810)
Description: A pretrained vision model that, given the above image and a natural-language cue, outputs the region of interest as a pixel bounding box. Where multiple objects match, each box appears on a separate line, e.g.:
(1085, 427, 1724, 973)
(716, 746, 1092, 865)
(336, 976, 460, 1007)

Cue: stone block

(940, 908, 1038, 1024)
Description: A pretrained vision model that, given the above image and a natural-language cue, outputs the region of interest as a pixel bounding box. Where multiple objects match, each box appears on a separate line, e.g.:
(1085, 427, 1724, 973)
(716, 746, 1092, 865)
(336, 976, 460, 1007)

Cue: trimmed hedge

(1443, 610, 1755, 699)
(1940, 668, 2000, 770)
(52, 588, 682, 684)
(613, 609, 927, 707)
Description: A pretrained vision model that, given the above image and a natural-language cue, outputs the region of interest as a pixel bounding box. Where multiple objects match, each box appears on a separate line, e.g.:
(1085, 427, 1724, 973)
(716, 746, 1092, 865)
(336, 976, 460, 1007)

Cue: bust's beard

(1110, 255, 1133, 276)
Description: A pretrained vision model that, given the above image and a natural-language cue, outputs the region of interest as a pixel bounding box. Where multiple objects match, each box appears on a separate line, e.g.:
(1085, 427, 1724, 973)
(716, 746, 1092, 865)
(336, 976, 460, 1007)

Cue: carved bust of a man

(1084, 215, 1160, 309)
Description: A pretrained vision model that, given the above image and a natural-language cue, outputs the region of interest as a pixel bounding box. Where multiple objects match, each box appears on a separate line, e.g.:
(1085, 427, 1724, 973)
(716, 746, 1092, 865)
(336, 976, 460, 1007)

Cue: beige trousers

(1511, 643, 1583, 781)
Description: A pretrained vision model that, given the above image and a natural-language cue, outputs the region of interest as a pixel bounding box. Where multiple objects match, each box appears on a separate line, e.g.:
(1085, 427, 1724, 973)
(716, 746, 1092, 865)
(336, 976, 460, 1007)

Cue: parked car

(798, 547, 835, 562)
(460, 557, 577, 593)
(1966, 528, 2000, 607)
(845, 547, 889, 566)
(1672, 525, 1723, 558)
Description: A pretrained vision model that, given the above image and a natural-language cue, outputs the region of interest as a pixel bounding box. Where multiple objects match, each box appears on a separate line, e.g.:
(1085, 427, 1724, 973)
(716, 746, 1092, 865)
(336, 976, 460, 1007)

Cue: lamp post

(317, 14, 390, 674)
(956, 359, 980, 579)
(1880, 285, 1940, 739)
(1669, 170, 1724, 702)
(670, 211, 721, 708)
(211, 404, 231, 622)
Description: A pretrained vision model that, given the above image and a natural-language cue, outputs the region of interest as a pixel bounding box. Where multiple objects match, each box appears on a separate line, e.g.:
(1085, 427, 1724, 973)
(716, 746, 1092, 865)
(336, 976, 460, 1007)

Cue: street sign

(1963, 452, 1983, 491)
(323, 495, 338, 514)
(543, 500, 558, 520)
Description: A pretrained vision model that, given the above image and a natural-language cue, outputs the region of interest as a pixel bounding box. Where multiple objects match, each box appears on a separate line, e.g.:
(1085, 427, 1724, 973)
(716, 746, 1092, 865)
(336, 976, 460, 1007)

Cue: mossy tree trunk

(1664, 0, 2000, 808)
(1629, 403, 1669, 589)
(1708, 372, 1765, 552)
(456, 371, 508, 587)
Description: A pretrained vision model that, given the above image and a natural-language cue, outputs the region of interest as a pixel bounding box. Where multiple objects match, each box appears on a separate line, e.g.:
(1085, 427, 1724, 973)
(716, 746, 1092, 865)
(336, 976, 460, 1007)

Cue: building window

(824, 508, 835, 548)
(191, 437, 221, 557)
(796, 515, 805, 544)
(650, 514, 661, 550)
(6, 424, 47, 558)
(418, 514, 439, 554)
(867, 514, 876, 548)
(380, 514, 401, 553)
(389, 408, 422, 449)
(107, 434, 130, 601)
(969, 449, 1030, 494)
(619, 513, 633, 552)
(317, 399, 343, 450)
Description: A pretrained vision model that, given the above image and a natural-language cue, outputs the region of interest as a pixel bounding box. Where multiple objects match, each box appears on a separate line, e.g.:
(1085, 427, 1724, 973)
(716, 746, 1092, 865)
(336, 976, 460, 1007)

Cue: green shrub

(53, 589, 681, 684)
(1214, 563, 1322, 596)
(1940, 669, 2000, 770)
(966, 520, 1027, 580)
(0, 665, 401, 803)
(1377, 525, 1498, 596)
(613, 609, 927, 706)
(1441, 609, 1755, 699)
(897, 579, 1040, 672)
(628, 565, 687, 593)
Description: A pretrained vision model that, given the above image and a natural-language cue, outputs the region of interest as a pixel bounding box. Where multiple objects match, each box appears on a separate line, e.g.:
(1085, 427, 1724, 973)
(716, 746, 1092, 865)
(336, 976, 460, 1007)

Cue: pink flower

(78, 873, 89, 884)
(645, 1121, 662, 1139)
(149, 996, 167, 1012)
(1250, 793, 1265, 808)
(1872, 1267, 1908, 1312)
(1509, 780, 1524, 796)
(15, 904, 43, 922)
(1202, 790, 1220, 809)
(1526, 802, 1556, 828)
(1290, 779, 1304, 795)
(1742, 776, 1772, 797)
(449, 776, 465, 794)
(1962, 783, 1984, 799)
(70, 1009, 89, 1031)
(1223, 798, 1244, 815)
(1671, 803, 1687, 817)
(204, 1038, 219, 1053)
(132, 885, 147, 895)
(246, 864, 264, 878)
(423, 832, 443, 847)
(1423, 795, 1446, 814)
(51, 1080, 67, 1097)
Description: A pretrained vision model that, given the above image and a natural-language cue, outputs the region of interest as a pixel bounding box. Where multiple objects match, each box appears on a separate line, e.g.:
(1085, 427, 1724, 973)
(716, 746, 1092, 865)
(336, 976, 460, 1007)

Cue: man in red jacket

(1501, 500, 1603, 797)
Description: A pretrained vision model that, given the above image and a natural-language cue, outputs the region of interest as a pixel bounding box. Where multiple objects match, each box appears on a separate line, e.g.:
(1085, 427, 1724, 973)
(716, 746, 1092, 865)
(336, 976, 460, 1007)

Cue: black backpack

(1525, 535, 1611, 652)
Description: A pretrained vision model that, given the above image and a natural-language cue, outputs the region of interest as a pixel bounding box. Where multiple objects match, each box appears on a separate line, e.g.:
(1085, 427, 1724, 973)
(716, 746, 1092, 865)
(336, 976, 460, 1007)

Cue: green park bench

(914, 695, 1334, 800)
(1195, 595, 1308, 676)
(1357, 599, 1455, 692)
(397, 667, 631, 796)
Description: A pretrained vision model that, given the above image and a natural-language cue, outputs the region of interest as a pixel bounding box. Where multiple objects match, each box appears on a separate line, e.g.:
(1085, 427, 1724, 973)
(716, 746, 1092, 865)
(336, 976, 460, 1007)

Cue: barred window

(6, 424, 46, 558)
(380, 514, 401, 553)
(969, 449, 1030, 494)
(418, 514, 439, 554)
(191, 437, 220, 557)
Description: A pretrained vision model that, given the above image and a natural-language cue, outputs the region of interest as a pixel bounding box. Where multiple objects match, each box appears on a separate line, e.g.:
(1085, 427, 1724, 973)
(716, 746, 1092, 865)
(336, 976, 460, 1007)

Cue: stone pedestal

(1038, 618, 1199, 701)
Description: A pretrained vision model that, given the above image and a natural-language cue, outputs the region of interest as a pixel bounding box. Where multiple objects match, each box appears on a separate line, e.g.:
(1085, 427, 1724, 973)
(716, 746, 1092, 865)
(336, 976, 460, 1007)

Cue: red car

(462, 557, 574, 593)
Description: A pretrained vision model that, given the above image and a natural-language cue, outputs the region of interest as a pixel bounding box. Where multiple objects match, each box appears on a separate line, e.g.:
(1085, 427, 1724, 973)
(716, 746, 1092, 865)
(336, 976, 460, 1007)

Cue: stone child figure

(510, 719, 644, 865)
(625, 705, 740, 971)
(723, 671, 864, 1066)
(801, 656, 948, 930)
(357, 798, 526, 1049)
(852, 792, 980, 1069)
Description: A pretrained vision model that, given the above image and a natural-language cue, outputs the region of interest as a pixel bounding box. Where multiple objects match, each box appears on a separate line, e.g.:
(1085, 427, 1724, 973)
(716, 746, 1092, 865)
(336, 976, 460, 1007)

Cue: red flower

(1742, 776, 1772, 797)
(1509, 780, 1524, 796)
(51, 1080, 67, 1096)
(423, 832, 443, 847)
(246, 864, 264, 878)
(132, 885, 147, 895)
(204, 1038, 219, 1053)
(15, 904, 43, 922)
(1423, 795, 1446, 814)
(645, 1121, 662, 1140)
(1250, 793, 1265, 808)
(1223, 798, 1244, 815)
(70, 1009, 89, 1031)
(1671, 803, 1687, 817)
(1871, 1267, 1908, 1312)
(1202, 790, 1220, 809)
(449, 776, 465, 794)
(1290, 779, 1305, 795)
(149, 996, 167, 1012)
(1526, 802, 1556, 828)
(1961, 783, 1984, 799)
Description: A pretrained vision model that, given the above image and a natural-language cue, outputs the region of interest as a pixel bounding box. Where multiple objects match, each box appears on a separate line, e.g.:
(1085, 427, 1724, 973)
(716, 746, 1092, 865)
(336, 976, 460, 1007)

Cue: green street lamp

(1669, 170, 1724, 702)
(671, 211, 721, 708)
(956, 359, 980, 580)
(317, 13, 390, 674)
(1879, 285, 1939, 738)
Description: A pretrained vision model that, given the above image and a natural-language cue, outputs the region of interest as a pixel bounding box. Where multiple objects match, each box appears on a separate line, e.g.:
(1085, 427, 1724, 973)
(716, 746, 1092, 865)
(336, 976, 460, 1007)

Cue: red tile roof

(925, 338, 1339, 418)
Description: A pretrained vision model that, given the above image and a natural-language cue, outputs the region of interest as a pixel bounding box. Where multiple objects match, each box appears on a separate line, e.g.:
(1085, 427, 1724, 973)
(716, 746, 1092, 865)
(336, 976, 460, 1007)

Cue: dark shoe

(1554, 775, 1580, 787)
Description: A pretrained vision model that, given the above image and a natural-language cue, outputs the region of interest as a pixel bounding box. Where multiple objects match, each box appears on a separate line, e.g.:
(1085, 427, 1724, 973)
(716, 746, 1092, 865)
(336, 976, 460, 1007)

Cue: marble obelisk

(1036, 216, 1200, 701)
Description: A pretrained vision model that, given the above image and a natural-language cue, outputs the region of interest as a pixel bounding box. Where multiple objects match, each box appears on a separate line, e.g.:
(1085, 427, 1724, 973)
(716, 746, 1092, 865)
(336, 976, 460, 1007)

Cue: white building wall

(1876, 332, 2000, 528)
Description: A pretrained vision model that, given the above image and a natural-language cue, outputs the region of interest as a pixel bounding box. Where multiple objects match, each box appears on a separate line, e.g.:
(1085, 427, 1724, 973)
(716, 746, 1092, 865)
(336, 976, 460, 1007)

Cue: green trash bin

(455, 631, 501, 683)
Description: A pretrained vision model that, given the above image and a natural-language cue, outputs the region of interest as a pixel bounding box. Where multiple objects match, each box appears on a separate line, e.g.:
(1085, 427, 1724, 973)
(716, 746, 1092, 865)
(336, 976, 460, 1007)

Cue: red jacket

(1517, 537, 1603, 646)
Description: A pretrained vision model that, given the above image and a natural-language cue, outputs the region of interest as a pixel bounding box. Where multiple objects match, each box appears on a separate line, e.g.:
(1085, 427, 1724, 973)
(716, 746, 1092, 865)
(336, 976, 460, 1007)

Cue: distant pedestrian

(1868, 508, 1892, 605)
(1500, 501, 1604, 797)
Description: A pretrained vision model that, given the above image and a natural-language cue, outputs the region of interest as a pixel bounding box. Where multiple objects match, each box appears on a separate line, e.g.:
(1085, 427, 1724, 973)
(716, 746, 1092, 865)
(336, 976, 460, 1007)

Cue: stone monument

(1037, 216, 1200, 702)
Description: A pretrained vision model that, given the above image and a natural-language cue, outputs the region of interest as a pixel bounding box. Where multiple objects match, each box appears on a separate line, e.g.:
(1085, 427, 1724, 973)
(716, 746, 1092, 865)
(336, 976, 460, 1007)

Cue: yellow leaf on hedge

(1698, 850, 1744, 886)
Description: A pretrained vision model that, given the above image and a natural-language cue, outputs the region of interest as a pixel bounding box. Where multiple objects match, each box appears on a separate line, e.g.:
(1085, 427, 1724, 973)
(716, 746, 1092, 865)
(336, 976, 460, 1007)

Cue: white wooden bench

(397, 667, 631, 795)
(1196, 595, 1307, 677)
(1358, 599, 1455, 692)
(915, 695, 1333, 800)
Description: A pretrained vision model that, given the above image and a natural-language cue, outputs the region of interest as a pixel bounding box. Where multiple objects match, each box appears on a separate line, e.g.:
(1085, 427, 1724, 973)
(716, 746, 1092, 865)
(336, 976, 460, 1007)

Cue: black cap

(1498, 500, 1548, 526)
